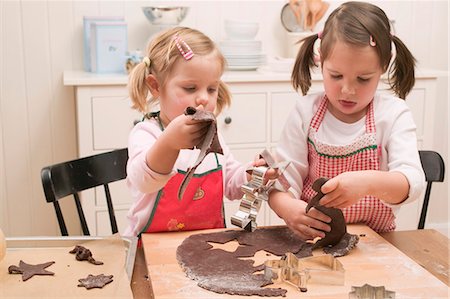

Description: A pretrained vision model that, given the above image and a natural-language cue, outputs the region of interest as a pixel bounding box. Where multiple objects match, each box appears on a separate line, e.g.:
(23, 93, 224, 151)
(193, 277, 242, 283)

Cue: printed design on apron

(301, 97, 396, 232)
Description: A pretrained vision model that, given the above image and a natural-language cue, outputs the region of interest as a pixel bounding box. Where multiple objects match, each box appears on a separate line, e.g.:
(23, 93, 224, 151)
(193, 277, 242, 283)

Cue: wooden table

(380, 229, 450, 287)
(128, 228, 450, 298)
(131, 246, 154, 299)
(138, 225, 449, 298)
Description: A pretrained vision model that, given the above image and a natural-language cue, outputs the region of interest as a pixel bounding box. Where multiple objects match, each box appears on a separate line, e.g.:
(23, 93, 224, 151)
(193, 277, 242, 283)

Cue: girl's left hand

(252, 157, 278, 180)
(319, 171, 370, 209)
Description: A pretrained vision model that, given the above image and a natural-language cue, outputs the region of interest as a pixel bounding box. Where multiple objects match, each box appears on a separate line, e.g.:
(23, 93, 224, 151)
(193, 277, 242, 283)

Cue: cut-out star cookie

(78, 274, 114, 289)
(8, 260, 55, 281)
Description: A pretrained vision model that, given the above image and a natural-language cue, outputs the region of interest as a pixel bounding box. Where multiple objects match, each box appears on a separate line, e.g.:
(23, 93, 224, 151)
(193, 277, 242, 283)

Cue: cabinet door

(92, 96, 141, 150)
(271, 92, 298, 143)
(404, 88, 426, 149)
(217, 93, 267, 145)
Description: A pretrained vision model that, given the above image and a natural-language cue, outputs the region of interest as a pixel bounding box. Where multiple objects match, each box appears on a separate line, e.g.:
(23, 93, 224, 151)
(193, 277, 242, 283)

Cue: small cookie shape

(78, 274, 114, 289)
(69, 245, 103, 265)
(8, 260, 55, 281)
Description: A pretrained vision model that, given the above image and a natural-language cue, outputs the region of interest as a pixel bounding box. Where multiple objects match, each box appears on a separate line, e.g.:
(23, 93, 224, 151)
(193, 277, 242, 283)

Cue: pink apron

(301, 97, 396, 232)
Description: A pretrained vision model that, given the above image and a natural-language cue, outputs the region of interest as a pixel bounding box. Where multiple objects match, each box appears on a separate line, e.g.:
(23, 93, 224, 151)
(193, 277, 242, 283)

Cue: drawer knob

(224, 117, 232, 124)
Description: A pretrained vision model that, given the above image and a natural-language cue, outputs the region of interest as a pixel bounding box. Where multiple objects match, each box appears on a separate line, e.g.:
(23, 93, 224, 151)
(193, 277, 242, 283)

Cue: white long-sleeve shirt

(124, 117, 248, 237)
(276, 92, 426, 214)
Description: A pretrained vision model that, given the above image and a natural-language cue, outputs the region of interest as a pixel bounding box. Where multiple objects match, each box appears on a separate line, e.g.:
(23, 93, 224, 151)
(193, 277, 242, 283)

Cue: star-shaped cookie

(78, 274, 114, 289)
(8, 260, 55, 281)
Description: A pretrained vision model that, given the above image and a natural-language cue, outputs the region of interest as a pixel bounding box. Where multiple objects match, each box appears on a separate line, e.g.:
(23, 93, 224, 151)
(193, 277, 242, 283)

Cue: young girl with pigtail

(124, 27, 270, 237)
(269, 1, 425, 240)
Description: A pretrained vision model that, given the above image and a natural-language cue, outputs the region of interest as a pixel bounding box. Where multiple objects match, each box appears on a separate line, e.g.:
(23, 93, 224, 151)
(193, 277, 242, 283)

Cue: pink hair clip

(369, 35, 376, 47)
(173, 34, 194, 60)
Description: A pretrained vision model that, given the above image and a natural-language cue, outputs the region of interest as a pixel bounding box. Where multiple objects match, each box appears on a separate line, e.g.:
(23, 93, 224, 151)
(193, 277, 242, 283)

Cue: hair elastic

(317, 31, 323, 39)
(142, 56, 151, 67)
(173, 34, 194, 60)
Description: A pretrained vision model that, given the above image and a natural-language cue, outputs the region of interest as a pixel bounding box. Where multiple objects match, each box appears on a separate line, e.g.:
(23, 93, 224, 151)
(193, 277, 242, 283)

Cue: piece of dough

(177, 226, 358, 296)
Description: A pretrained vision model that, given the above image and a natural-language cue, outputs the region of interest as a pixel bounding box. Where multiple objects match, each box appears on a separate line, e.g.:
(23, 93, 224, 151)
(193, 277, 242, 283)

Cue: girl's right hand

(162, 114, 210, 150)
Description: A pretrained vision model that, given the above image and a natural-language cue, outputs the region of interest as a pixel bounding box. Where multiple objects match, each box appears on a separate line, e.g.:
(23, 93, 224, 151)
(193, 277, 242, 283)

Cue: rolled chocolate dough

(176, 226, 358, 297)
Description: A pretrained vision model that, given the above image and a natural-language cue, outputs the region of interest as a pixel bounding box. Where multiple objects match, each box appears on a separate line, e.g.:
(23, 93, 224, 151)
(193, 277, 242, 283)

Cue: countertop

(63, 68, 445, 87)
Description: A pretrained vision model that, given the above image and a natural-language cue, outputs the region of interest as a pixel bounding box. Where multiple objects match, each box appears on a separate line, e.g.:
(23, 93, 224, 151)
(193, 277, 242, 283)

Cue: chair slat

(41, 148, 128, 236)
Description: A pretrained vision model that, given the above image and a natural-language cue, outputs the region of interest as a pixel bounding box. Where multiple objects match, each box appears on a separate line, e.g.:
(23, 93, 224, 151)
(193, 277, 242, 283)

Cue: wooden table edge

(131, 246, 154, 298)
(380, 229, 450, 287)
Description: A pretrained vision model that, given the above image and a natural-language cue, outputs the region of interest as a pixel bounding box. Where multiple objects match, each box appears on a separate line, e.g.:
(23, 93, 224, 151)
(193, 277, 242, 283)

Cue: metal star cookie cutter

(231, 149, 291, 232)
(349, 283, 395, 299)
(264, 253, 345, 292)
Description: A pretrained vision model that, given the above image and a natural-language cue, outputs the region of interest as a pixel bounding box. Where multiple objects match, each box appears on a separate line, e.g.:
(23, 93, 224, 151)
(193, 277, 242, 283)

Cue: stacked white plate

(220, 20, 266, 71)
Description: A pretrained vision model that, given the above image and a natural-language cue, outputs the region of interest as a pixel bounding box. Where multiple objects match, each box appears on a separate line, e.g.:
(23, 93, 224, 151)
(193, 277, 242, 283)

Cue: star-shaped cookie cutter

(264, 253, 345, 292)
(231, 149, 291, 232)
(348, 283, 395, 299)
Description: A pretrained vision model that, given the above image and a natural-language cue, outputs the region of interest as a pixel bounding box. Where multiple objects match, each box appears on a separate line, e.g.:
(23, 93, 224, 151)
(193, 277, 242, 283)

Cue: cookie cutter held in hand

(264, 253, 345, 292)
(230, 149, 291, 232)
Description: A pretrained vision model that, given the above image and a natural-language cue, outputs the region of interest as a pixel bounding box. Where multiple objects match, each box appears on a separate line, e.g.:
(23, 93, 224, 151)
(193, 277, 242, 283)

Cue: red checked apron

(301, 97, 396, 232)
(139, 112, 225, 234)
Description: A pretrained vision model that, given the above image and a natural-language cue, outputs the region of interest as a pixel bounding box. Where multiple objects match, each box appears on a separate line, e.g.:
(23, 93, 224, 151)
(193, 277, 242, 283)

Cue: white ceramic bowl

(219, 40, 262, 54)
(224, 19, 259, 40)
(268, 57, 295, 73)
(142, 6, 189, 25)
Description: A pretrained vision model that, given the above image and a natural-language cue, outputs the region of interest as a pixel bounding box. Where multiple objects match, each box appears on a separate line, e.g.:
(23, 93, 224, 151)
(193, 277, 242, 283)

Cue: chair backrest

(418, 150, 445, 229)
(41, 148, 128, 236)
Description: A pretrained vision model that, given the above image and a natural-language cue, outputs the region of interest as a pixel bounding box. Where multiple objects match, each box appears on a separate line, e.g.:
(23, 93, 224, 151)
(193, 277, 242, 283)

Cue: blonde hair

(292, 1, 416, 99)
(128, 27, 231, 114)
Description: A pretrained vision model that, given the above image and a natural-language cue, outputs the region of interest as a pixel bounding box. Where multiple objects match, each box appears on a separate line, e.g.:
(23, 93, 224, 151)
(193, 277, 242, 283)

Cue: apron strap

(312, 96, 376, 134)
(365, 100, 376, 134)
(310, 96, 328, 130)
(144, 111, 164, 131)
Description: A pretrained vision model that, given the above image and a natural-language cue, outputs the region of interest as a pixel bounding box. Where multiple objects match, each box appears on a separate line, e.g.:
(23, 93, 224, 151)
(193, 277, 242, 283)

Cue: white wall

(0, 0, 448, 237)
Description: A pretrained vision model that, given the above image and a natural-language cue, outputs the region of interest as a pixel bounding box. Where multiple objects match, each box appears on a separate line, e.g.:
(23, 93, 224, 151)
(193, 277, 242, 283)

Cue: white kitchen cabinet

(64, 69, 439, 235)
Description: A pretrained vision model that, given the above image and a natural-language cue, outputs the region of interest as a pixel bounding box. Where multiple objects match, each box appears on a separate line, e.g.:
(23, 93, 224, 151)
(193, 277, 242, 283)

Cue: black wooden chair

(418, 150, 445, 229)
(41, 148, 128, 236)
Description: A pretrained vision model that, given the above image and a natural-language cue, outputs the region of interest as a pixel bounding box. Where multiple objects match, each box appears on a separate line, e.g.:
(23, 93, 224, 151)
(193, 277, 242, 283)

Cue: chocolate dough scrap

(305, 177, 360, 257)
(78, 274, 113, 289)
(176, 226, 357, 297)
(178, 107, 223, 199)
(306, 178, 346, 247)
(69, 245, 103, 265)
(323, 232, 359, 257)
(8, 260, 55, 281)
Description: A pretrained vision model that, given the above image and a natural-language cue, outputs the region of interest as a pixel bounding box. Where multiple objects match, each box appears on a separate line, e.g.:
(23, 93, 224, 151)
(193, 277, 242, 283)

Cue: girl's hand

(251, 157, 279, 180)
(319, 170, 410, 207)
(284, 204, 332, 241)
(269, 192, 331, 241)
(319, 171, 370, 209)
(162, 114, 210, 150)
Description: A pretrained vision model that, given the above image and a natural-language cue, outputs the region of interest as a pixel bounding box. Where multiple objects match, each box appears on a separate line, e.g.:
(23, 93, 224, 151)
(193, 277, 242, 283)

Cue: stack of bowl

(220, 20, 266, 71)
(142, 6, 189, 26)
